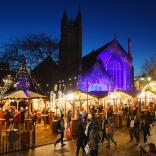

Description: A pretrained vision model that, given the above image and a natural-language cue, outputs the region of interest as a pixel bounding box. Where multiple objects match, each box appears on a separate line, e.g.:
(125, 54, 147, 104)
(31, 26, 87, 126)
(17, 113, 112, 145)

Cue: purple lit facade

(77, 39, 134, 93)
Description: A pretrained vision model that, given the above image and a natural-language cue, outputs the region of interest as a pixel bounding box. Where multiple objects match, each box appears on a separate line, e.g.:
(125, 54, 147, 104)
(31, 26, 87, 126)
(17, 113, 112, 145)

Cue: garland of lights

(0, 75, 13, 95)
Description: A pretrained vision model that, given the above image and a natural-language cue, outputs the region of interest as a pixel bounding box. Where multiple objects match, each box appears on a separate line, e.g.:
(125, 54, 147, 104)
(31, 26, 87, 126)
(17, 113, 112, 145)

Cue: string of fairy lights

(15, 55, 43, 93)
(0, 55, 43, 96)
(0, 75, 13, 96)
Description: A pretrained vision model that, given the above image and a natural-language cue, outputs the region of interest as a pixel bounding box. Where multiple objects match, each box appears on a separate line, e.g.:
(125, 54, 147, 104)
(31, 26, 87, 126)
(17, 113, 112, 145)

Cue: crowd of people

(53, 103, 156, 156)
(0, 100, 156, 155)
(75, 107, 117, 156)
(0, 106, 30, 130)
(0, 105, 52, 131)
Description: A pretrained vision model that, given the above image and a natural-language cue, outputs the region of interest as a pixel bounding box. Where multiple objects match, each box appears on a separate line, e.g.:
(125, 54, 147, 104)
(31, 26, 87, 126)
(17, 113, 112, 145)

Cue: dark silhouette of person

(54, 114, 65, 148)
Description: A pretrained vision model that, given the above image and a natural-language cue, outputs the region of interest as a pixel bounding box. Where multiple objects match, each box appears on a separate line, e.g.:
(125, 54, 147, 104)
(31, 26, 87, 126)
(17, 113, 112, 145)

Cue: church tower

(59, 10, 82, 78)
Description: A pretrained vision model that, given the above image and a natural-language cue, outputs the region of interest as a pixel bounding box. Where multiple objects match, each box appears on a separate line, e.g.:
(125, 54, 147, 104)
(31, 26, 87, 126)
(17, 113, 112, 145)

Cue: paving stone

(5, 123, 156, 156)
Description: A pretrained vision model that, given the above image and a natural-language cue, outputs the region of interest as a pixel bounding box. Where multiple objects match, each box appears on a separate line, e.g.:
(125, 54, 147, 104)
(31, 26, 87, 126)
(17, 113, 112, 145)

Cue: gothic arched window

(106, 57, 123, 90)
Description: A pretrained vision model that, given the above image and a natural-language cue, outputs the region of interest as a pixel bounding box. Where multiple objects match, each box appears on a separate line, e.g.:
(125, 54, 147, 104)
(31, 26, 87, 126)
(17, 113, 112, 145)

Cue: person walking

(85, 114, 93, 145)
(141, 119, 151, 143)
(134, 116, 141, 145)
(54, 114, 65, 148)
(88, 124, 100, 156)
(101, 116, 107, 144)
(105, 119, 117, 148)
(129, 116, 135, 142)
(76, 115, 85, 156)
(66, 109, 72, 127)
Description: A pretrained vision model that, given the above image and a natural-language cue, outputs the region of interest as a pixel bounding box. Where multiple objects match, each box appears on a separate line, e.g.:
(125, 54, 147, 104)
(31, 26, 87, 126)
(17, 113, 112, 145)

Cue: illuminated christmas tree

(16, 55, 31, 90)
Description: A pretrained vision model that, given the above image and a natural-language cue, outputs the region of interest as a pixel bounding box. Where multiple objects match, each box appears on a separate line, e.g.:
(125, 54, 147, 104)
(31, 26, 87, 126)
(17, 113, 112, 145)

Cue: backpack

(56, 120, 61, 132)
(106, 125, 112, 134)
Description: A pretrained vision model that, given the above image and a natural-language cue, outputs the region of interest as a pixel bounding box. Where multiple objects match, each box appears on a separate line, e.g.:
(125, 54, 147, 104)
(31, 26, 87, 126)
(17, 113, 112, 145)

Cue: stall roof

(0, 90, 47, 100)
(88, 90, 134, 98)
(77, 90, 98, 100)
(144, 81, 156, 94)
(88, 91, 108, 98)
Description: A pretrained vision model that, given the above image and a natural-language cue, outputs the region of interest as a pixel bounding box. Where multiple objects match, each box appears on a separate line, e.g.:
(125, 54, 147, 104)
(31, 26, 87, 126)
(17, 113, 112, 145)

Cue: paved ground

(35, 124, 58, 146)
(4, 124, 156, 156)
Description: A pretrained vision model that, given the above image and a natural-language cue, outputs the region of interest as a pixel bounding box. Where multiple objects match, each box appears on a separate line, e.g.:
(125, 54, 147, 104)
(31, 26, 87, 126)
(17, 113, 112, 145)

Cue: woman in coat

(88, 124, 100, 156)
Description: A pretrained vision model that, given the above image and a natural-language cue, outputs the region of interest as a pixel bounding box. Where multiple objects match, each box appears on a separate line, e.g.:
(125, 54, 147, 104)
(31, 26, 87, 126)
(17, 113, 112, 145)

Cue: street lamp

(66, 93, 75, 101)
(147, 77, 151, 81)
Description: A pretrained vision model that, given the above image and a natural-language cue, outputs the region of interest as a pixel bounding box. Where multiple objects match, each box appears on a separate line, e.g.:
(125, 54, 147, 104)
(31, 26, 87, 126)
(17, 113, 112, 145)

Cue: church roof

(81, 39, 131, 73)
(32, 56, 58, 73)
(0, 90, 47, 100)
(31, 56, 58, 86)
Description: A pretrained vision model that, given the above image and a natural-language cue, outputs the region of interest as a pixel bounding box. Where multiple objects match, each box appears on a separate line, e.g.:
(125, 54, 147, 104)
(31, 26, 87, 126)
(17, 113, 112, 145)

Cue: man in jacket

(54, 114, 65, 148)
(76, 115, 85, 156)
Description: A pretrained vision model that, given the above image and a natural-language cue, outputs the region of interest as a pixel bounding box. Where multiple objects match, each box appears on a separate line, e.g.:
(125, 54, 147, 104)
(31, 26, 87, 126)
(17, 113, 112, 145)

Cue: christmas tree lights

(15, 55, 42, 93)
(16, 55, 31, 90)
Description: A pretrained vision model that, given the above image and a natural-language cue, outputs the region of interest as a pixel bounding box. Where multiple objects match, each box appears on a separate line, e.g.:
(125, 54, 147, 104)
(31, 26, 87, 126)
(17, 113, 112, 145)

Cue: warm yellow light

(9, 99, 14, 103)
(140, 90, 145, 97)
(147, 77, 151, 81)
(66, 93, 75, 100)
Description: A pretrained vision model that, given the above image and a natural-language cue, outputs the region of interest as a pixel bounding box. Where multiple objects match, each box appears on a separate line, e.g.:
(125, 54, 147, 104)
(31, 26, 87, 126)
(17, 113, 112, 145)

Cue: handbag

(85, 144, 91, 155)
(106, 125, 112, 134)
(66, 127, 71, 139)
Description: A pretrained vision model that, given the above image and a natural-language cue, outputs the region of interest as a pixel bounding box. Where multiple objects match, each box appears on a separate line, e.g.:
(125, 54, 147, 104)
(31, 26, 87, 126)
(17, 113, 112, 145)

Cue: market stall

(51, 90, 98, 136)
(0, 90, 47, 111)
(99, 90, 133, 127)
(139, 81, 156, 104)
(0, 90, 48, 131)
(53, 90, 98, 118)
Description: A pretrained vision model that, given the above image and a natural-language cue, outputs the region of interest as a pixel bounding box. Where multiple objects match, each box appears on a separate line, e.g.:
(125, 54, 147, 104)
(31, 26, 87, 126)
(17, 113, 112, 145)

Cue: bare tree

(141, 55, 156, 77)
(0, 33, 59, 71)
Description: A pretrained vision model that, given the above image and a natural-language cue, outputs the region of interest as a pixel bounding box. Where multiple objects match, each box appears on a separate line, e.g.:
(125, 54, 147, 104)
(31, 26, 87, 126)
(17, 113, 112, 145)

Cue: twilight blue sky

(0, 0, 156, 75)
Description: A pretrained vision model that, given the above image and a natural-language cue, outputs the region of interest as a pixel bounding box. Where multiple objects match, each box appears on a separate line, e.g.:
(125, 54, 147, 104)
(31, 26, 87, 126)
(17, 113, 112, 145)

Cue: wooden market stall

(0, 90, 47, 131)
(54, 90, 98, 119)
(136, 90, 156, 111)
(135, 81, 156, 113)
(141, 81, 156, 104)
(99, 90, 133, 127)
(0, 90, 47, 111)
(100, 90, 133, 106)
(52, 90, 98, 136)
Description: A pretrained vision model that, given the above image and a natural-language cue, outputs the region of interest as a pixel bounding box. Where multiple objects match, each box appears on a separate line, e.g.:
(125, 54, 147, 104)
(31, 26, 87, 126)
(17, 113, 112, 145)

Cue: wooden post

(106, 102, 108, 119)
(72, 101, 75, 118)
(0, 110, 2, 133)
(17, 101, 19, 111)
(44, 98, 47, 111)
(28, 100, 30, 118)
(65, 101, 66, 118)
(79, 100, 82, 111)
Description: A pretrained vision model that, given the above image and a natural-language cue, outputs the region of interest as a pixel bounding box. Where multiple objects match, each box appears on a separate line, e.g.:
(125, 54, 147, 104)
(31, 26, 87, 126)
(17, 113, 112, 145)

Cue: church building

(32, 11, 134, 94)
(77, 38, 134, 93)
(59, 11, 82, 78)
(59, 11, 134, 94)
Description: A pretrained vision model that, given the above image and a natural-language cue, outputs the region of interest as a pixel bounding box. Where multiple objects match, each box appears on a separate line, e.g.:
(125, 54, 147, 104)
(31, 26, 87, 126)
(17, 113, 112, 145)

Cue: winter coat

(88, 129, 100, 150)
(77, 121, 85, 145)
